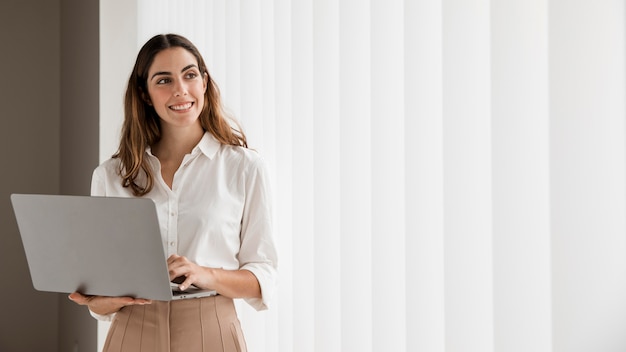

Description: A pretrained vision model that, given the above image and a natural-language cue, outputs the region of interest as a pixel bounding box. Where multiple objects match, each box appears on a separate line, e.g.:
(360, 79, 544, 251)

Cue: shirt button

(169, 241, 175, 247)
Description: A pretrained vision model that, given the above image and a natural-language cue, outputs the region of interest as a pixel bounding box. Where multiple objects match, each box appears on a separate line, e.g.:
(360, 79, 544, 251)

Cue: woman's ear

(203, 72, 209, 93)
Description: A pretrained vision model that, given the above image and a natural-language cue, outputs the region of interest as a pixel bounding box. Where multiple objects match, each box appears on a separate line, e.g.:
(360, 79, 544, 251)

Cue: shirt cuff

(89, 309, 116, 322)
(240, 263, 277, 311)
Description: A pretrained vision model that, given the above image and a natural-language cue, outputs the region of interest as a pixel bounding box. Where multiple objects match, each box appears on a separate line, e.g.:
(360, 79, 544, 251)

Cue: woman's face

(145, 47, 207, 130)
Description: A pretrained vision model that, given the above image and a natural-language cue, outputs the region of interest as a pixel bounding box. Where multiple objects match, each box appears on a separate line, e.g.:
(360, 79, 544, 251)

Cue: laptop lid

(10, 194, 215, 301)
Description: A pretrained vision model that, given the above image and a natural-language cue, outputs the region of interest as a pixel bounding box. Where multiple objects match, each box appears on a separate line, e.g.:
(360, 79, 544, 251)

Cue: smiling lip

(169, 102, 193, 111)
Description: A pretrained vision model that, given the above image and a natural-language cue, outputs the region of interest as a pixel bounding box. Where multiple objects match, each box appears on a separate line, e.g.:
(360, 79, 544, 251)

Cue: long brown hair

(114, 34, 247, 196)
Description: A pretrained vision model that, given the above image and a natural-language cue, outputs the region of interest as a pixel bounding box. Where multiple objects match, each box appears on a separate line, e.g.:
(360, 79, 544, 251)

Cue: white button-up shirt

(91, 132, 278, 314)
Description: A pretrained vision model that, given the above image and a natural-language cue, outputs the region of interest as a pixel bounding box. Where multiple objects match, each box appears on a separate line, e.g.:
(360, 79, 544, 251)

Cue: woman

(69, 34, 278, 352)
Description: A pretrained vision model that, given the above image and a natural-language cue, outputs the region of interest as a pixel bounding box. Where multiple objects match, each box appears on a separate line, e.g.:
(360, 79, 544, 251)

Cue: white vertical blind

(442, 0, 494, 351)
(100, 1, 626, 351)
(290, 0, 315, 351)
(338, 1, 373, 351)
(550, 1, 626, 351)
(491, 1, 552, 352)
(313, 0, 341, 351)
(272, 1, 294, 351)
(404, 0, 445, 351)
(370, 0, 406, 351)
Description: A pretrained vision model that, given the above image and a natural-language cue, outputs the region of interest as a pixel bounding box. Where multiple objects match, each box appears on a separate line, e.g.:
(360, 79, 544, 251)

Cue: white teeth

(170, 102, 192, 111)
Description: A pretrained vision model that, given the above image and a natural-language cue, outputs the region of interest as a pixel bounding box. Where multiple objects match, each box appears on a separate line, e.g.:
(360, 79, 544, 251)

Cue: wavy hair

(114, 34, 247, 196)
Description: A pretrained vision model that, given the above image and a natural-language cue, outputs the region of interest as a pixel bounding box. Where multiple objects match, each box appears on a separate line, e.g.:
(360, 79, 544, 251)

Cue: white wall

(99, 0, 138, 163)
(99, 1, 626, 351)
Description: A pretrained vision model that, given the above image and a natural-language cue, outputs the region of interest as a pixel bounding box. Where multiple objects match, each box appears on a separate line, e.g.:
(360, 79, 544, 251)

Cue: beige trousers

(103, 295, 247, 352)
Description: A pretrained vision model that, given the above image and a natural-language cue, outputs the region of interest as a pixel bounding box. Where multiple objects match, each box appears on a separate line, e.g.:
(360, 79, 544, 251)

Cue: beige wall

(58, 0, 100, 351)
(0, 0, 99, 351)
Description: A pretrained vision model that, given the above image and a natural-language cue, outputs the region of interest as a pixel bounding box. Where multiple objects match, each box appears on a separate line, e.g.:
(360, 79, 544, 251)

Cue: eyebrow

(150, 64, 199, 80)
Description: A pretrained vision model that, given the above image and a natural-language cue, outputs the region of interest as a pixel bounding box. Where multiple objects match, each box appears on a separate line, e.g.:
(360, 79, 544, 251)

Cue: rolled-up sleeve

(238, 156, 278, 311)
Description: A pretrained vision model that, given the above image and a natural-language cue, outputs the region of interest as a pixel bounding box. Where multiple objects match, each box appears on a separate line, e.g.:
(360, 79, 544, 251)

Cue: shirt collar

(194, 132, 221, 159)
(145, 132, 221, 159)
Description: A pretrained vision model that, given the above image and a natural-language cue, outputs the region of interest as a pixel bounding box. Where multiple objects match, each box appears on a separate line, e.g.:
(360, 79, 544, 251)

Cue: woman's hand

(68, 292, 152, 316)
(167, 254, 212, 291)
(167, 254, 261, 299)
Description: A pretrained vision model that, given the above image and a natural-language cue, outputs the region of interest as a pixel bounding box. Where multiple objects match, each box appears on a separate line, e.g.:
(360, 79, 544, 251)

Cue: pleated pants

(102, 295, 247, 352)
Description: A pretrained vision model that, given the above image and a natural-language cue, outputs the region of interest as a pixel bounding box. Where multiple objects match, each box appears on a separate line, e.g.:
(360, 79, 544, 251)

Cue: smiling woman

(71, 33, 278, 352)
(115, 35, 248, 197)
(143, 47, 208, 188)
(145, 49, 207, 132)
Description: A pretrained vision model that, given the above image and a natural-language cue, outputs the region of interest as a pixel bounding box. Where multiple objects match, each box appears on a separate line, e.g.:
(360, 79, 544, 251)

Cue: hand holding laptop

(67, 251, 219, 316)
(68, 292, 152, 316)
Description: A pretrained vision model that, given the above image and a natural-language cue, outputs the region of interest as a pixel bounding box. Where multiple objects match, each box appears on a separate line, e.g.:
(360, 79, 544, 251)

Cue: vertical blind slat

(370, 0, 407, 351)
(338, 0, 373, 351)
(405, 0, 445, 351)
(313, 0, 342, 351)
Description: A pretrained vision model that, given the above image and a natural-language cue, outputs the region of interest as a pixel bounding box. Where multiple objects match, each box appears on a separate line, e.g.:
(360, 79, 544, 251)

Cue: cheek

(198, 95, 204, 108)
(194, 88, 206, 109)
(197, 95, 207, 112)
(149, 93, 171, 118)
(149, 90, 169, 106)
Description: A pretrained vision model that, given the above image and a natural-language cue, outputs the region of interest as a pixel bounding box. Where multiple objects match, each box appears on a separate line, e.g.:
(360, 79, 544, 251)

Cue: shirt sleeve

(91, 166, 106, 197)
(238, 155, 279, 311)
(87, 166, 117, 322)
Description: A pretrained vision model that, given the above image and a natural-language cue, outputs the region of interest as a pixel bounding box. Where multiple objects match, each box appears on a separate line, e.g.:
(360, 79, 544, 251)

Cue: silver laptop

(10, 193, 216, 301)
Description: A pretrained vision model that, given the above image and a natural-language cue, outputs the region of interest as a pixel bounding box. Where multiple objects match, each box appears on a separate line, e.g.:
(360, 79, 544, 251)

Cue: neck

(152, 123, 204, 160)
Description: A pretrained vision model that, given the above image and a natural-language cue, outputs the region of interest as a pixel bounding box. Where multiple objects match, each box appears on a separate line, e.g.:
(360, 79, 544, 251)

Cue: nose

(173, 80, 188, 97)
